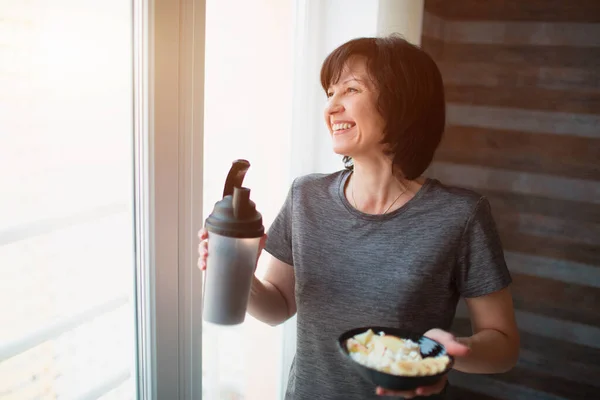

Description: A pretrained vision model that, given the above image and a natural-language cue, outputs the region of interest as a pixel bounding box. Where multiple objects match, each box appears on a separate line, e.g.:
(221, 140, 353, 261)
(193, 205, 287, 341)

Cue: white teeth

(332, 123, 354, 131)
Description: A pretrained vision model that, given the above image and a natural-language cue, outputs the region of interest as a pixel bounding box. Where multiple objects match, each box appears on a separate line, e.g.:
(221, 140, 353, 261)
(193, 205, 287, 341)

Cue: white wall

(377, 0, 425, 45)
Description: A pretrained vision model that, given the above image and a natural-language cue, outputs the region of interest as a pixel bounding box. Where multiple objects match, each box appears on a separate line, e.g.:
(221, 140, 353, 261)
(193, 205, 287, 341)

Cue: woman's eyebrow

(341, 77, 364, 85)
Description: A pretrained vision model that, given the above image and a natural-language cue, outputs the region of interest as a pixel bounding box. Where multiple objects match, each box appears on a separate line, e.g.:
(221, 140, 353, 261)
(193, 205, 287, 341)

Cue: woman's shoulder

(425, 178, 489, 216)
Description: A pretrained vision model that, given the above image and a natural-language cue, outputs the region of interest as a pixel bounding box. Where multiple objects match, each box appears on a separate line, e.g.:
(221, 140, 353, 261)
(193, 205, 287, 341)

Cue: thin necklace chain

(350, 175, 408, 214)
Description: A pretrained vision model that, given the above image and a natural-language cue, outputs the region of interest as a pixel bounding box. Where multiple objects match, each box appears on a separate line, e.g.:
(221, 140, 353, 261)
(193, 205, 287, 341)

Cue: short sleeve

(455, 197, 512, 298)
(264, 180, 295, 266)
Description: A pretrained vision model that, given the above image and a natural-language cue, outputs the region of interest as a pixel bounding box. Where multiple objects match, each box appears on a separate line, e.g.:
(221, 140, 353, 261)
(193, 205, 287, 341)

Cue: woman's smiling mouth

(332, 121, 356, 134)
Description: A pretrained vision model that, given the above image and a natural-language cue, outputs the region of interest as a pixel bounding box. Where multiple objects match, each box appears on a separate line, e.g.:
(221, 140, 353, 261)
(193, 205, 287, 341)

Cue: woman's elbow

(501, 331, 520, 372)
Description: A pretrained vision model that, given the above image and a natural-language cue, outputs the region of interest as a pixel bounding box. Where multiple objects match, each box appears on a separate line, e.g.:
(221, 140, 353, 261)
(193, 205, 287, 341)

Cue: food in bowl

(345, 329, 450, 376)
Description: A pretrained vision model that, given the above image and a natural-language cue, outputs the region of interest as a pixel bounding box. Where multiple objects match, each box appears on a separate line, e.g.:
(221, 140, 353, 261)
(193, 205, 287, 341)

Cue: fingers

(424, 328, 470, 357)
(197, 228, 208, 271)
(376, 376, 447, 397)
(375, 380, 446, 399)
(197, 242, 207, 270)
(445, 340, 470, 357)
(376, 387, 417, 398)
(424, 328, 455, 343)
(414, 376, 448, 396)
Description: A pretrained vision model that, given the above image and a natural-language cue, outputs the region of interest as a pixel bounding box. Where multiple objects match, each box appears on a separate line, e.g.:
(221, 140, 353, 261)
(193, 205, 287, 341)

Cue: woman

(199, 36, 519, 399)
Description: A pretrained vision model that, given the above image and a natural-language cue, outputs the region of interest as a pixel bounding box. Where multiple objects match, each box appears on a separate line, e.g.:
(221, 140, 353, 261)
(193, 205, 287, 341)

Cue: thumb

(444, 339, 470, 357)
(425, 329, 470, 357)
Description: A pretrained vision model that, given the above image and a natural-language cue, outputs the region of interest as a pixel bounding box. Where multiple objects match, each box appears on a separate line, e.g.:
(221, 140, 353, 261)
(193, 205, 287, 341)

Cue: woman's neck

(347, 158, 422, 214)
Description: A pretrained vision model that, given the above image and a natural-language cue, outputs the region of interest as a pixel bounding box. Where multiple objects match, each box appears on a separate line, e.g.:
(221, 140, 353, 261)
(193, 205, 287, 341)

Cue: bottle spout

(205, 158, 263, 239)
(223, 159, 251, 198)
(232, 187, 251, 218)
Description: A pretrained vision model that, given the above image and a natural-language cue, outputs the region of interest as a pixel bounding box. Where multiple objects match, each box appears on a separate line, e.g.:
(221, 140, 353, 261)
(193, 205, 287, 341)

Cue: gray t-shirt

(264, 170, 512, 400)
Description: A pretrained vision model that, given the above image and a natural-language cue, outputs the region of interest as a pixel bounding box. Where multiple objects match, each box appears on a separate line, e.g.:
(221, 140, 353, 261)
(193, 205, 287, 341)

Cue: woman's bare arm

(248, 251, 296, 326)
(455, 287, 520, 373)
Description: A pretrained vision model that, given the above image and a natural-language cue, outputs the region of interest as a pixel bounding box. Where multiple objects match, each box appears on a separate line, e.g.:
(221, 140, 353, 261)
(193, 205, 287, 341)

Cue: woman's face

(324, 57, 386, 159)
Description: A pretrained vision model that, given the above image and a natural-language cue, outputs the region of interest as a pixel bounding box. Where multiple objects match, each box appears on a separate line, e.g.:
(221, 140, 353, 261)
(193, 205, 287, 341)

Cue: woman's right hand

(197, 228, 268, 271)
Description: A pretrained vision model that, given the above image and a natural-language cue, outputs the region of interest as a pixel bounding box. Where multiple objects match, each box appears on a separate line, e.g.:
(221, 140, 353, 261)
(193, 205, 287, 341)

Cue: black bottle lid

(204, 159, 264, 238)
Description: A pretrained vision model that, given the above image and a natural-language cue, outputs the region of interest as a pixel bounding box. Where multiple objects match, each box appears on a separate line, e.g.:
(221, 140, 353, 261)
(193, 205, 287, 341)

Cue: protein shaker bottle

(203, 159, 264, 325)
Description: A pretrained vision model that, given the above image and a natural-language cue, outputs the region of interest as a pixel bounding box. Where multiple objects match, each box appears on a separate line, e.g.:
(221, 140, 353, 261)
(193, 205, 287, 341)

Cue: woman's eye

(327, 87, 358, 98)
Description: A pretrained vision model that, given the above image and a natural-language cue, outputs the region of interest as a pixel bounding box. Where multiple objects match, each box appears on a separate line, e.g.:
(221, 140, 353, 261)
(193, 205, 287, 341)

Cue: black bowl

(337, 326, 454, 391)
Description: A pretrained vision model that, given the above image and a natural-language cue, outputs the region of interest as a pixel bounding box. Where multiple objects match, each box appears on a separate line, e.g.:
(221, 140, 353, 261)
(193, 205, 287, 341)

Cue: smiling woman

(262, 35, 518, 400)
(201, 32, 517, 400)
(193, 1, 524, 399)
(321, 36, 446, 181)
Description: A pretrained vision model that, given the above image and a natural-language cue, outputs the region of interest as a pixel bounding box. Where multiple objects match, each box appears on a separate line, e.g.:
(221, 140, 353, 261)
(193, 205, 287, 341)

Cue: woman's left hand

(376, 329, 470, 398)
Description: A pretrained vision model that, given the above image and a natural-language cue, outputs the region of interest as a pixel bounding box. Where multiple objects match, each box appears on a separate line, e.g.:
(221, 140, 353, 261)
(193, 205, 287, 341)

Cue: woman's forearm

(454, 329, 519, 374)
(247, 276, 291, 326)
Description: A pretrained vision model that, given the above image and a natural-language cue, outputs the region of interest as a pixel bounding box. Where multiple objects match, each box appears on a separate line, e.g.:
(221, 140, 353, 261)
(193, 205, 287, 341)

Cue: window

(0, 0, 137, 398)
(0, 0, 206, 398)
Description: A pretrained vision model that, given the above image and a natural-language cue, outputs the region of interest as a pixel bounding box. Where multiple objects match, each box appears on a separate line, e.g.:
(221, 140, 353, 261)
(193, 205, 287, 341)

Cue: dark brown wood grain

(449, 372, 572, 400)
(452, 318, 600, 389)
(518, 348, 600, 388)
(424, 1, 600, 398)
(480, 189, 600, 224)
(451, 318, 600, 366)
(491, 367, 599, 400)
(420, 35, 444, 60)
(435, 126, 600, 181)
(494, 211, 600, 247)
(427, 161, 600, 209)
(499, 230, 600, 266)
(436, 61, 600, 91)
(437, 41, 600, 69)
(425, 0, 600, 23)
(444, 84, 600, 115)
(510, 273, 600, 327)
(448, 386, 501, 400)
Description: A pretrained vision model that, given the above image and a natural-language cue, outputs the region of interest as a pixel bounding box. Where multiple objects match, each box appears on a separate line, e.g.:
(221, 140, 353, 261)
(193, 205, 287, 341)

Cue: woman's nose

(326, 96, 344, 115)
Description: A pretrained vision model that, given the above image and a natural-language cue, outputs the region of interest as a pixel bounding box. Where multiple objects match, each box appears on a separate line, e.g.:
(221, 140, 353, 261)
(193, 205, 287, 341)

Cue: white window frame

(133, 0, 206, 398)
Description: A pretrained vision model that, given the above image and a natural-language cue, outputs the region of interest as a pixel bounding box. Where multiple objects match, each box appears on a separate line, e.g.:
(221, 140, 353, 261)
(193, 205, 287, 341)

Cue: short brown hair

(320, 35, 445, 180)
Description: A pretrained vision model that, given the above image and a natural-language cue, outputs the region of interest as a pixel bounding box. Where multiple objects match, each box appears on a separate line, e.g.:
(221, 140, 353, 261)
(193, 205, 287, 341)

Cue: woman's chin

(331, 138, 356, 156)
(332, 144, 353, 157)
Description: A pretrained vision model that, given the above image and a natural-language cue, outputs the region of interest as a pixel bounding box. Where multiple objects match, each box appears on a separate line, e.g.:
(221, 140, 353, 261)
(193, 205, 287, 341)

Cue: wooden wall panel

(436, 126, 600, 180)
(435, 62, 600, 91)
(423, 1, 600, 398)
(436, 42, 600, 69)
(444, 84, 600, 114)
(425, 0, 600, 23)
